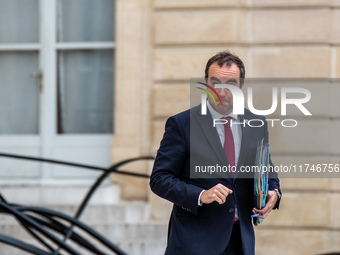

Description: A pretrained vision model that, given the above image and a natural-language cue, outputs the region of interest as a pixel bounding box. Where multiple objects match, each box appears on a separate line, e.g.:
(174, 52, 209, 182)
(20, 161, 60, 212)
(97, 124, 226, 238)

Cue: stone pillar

(112, 0, 153, 200)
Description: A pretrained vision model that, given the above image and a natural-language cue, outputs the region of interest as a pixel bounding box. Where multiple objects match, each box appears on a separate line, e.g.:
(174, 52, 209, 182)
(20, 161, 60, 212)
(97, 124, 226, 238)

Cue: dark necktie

(222, 117, 237, 222)
(222, 117, 235, 176)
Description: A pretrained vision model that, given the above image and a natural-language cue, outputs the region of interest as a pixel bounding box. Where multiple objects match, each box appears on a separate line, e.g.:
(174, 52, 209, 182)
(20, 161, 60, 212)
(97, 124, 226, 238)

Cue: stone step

(0, 221, 168, 255)
(0, 221, 168, 242)
(0, 239, 167, 255)
(0, 184, 120, 205)
(0, 202, 150, 224)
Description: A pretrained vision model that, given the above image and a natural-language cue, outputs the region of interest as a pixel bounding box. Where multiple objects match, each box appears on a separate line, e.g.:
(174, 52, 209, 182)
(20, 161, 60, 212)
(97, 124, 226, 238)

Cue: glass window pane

(57, 0, 114, 42)
(0, 0, 39, 43)
(57, 50, 114, 134)
(0, 52, 39, 134)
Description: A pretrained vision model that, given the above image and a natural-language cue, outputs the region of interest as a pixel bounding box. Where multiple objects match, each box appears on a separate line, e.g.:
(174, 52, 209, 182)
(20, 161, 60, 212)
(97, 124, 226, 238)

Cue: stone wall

(113, 0, 340, 253)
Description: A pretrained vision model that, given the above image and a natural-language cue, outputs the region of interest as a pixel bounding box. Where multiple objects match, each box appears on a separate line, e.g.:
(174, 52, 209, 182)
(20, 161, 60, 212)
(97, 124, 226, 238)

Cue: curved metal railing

(0, 153, 153, 255)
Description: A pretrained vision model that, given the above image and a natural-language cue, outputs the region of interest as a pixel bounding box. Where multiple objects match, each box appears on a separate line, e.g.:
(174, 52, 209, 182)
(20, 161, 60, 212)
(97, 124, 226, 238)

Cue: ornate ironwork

(0, 153, 153, 255)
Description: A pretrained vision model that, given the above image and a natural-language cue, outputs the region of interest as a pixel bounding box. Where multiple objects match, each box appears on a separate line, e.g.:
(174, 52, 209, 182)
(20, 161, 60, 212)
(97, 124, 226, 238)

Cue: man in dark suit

(150, 51, 281, 255)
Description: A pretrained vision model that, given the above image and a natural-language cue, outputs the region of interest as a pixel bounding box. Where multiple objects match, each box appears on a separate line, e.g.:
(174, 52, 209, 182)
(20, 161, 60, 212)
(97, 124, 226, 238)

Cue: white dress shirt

(206, 101, 242, 165)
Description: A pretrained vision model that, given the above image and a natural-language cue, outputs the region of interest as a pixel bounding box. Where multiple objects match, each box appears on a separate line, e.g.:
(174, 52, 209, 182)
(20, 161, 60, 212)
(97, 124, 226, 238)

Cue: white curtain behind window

(57, 0, 114, 42)
(57, 50, 114, 134)
(57, 0, 114, 134)
(0, 0, 39, 43)
(0, 0, 39, 134)
(0, 52, 39, 134)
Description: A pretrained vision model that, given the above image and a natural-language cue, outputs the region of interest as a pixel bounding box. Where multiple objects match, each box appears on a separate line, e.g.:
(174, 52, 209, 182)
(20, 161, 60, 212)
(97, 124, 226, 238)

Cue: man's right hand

(200, 183, 233, 205)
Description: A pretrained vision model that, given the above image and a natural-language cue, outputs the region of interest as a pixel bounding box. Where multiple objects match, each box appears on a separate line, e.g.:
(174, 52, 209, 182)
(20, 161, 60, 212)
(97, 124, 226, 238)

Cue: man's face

(207, 62, 243, 115)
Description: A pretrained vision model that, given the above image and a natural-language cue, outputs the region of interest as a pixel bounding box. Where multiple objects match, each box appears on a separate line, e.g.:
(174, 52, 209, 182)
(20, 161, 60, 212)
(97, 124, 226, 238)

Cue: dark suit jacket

(150, 105, 281, 255)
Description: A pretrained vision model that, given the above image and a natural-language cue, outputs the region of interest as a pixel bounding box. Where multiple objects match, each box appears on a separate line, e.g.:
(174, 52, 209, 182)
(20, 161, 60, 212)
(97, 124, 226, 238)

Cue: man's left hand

(252, 190, 278, 219)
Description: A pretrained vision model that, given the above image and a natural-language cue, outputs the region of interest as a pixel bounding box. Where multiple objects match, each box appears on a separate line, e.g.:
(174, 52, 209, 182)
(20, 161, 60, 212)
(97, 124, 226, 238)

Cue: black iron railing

(0, 153, 153, 255)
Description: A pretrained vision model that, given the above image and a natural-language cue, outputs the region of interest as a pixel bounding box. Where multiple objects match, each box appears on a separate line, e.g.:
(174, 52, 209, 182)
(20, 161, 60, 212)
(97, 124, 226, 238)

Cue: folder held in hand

(253, 138, 269, 226)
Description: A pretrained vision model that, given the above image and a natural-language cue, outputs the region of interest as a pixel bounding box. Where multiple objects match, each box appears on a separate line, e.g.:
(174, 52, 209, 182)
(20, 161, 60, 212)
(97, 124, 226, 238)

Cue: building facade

(1, 0, 340, 254)
(114, 0, 340, 254)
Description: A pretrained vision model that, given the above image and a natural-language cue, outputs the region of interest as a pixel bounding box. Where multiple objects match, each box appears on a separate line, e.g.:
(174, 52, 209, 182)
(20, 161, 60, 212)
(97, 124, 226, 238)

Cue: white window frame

(0, 0, 115, 185)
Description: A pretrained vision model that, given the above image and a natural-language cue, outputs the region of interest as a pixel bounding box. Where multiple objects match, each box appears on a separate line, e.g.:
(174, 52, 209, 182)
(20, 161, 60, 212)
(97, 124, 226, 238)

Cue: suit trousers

(224, 221, 244, 255)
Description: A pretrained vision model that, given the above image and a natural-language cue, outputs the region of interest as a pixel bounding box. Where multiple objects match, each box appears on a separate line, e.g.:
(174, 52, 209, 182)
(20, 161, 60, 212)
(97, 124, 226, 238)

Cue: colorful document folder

(254, 138, 269, 226)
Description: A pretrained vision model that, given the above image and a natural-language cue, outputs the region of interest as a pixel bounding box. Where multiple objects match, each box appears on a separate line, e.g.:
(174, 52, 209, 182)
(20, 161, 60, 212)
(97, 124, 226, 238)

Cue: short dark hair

(204, 51, 245, 79)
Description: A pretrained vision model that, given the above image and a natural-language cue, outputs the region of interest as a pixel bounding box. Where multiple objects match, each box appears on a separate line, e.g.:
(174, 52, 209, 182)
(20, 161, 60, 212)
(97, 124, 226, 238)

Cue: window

(56, 0, 115, 134)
